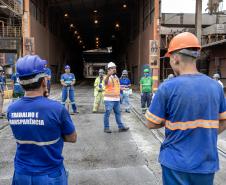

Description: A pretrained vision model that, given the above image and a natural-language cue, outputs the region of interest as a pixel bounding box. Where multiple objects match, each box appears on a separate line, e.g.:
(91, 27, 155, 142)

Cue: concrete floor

(0, 84, 226, 185)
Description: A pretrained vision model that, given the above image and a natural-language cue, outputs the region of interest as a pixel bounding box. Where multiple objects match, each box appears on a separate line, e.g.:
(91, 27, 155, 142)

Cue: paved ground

(0, 84, 162, 185)
(0, 83, 226, 185)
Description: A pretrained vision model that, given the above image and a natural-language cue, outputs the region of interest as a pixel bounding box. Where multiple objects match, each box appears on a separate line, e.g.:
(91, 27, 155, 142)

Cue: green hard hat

(144, 69, 150, 73)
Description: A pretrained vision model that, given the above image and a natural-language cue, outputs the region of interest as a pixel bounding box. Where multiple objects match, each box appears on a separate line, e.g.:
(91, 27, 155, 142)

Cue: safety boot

(118, 127, 129, 132)
(104, 128, 112, 133)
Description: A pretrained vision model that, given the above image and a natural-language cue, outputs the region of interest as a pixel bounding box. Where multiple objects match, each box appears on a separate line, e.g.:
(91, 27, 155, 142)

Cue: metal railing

(0, 25, 21, 38)
(0, 38, 18, 51)
(0, 0, 23, 16)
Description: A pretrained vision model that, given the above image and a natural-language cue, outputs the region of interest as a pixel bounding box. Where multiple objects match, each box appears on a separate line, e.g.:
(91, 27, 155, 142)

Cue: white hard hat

(107, 62, 116, 69)
(99, 69, 105, 73)
(213, 73, 220, 79)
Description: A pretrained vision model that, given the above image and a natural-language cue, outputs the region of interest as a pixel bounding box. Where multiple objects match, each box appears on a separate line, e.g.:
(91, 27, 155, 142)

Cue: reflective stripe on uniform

(145, 110, 165, 125)
(16, 137, 60, 146)
(165, 120, 219, 130)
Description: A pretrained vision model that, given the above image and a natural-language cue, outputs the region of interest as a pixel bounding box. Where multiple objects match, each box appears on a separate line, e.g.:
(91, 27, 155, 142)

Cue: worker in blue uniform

(44, 60, 52, 95)
(0, 66, 5, 118)
(120, 70, 131, 113)
(7, 55, 77, 185)
(11, 72, 24, 101)
(144, 32, 226, 185)
(61, 65, 78, 113)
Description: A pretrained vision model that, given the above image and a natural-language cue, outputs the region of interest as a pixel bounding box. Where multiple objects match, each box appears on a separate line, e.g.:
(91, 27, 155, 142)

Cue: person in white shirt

(213, 73, 224, 88)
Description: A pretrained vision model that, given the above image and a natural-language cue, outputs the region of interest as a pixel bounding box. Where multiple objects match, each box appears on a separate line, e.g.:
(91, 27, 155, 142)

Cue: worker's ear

(172, 54, 180, 65)
(41, 77, 47, 87)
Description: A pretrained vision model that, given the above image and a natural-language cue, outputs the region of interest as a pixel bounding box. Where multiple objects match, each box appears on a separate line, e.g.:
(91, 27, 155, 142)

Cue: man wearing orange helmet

(144, 32, 226, 185)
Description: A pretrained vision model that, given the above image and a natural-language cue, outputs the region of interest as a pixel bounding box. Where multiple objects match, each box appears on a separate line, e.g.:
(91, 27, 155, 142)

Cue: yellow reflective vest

(94, 76, 105, 97)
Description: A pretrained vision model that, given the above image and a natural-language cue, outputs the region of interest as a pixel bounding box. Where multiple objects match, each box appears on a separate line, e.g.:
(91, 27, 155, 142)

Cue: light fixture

(94, 20, 99, 24)
(77, 35, 80, 39)
(64, 13, 69, 17)
(79, 40, 83, 44)
(0, 5, 7, 9)
(83, 46, 86, 49)
(96, 37, 99, 41)
(115, 23, 120, 28)
(123, 4, 127, 8)
(70, 24, 74, 28)
(74, 30, 78, 34)
(94, 10, 98, 13)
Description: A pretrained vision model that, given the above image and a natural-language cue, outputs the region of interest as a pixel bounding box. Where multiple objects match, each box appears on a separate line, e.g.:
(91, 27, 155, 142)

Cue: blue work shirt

(45, 68, 51, 85)
(7, 96, 75, 175)
(120, 77, 131, 94)
(0, 75, 5, 92)
(11, 73, 24, 94)
(145, 74, 226, 174)
(61, 73, 75, 90)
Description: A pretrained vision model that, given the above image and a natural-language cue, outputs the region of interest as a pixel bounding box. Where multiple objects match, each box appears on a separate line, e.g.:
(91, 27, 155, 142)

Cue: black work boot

(118, 127, 129, 132)
(104, 128, 112, 133)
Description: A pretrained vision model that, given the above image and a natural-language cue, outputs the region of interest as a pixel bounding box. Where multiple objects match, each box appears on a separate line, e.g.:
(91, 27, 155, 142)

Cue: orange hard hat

(165, 32, 201, 57)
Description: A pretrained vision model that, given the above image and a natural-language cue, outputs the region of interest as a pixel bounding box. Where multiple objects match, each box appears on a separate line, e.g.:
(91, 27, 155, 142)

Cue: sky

(161, 0, 226, 13)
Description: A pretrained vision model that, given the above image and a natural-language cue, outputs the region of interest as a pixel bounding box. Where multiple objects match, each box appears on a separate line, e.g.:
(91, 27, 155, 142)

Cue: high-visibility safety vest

(104, 75, 120, 101)
(94, 76, 105, 97)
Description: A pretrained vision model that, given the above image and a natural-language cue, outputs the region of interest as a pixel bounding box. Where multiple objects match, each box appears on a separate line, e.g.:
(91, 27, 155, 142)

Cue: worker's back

(149, 73, 225, 173)
(7, 96, 75, 175)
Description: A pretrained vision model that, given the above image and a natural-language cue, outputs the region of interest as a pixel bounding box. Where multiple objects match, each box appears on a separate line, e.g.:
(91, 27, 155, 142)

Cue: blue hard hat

(65, 65, 70, 69)
(16, 55, 46, 77)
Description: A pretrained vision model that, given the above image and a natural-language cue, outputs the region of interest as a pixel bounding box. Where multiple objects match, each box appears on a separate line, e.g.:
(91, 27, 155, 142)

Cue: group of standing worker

(93, 64, 154, 115)
(2, 32, 226, 185)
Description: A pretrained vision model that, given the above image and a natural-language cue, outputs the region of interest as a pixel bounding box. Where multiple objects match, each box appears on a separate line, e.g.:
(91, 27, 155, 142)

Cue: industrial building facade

(0, 0, 226, 86)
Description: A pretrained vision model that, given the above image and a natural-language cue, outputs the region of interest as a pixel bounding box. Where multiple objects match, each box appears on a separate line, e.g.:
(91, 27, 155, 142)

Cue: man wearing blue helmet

(61, 65, 78, 113)
(0, 66, 6, 118)
(7, 55, 77, 185)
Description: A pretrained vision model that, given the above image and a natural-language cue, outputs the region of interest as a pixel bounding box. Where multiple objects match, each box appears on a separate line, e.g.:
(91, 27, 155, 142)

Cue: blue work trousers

(120, 93, 130, 111)
(62, 86, 77, 112)
(141, 92, 152, 109)
(104, 101, 124, 129)
(12, 168, 68, 185)
(162, 165, 214, 185)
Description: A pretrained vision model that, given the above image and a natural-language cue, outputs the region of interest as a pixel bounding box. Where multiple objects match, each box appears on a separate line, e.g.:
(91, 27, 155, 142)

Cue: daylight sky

(162, 0, 226, 13)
